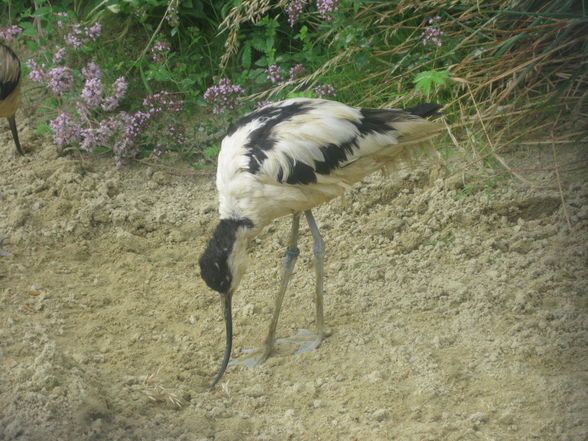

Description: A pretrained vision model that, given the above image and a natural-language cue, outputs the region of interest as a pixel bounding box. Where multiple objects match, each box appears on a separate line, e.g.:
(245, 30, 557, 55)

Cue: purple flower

(143, 91, 183, 114)
(65, 24, 84, 48)
(85, 23, 101, 40)
(79, 117, 120, 151)
(151, 41, 170, 62)
(56, 12, 68, 29)
(49, 112, 81, 147)
(266, 65, 284, 85)
(166, 0, 180, 27)
(121, 110, 150, 149)
(167, 123, 187, 143)
(80, 127, 101, 151)
(316, 0, 339, 20)
(102, 77, 127, 111)
(314, 84, 336, 97)
(0, 25, 23, 41)
(81, 78, 103, 110)
(286, 0, 306, 27)
(289, 64, 305, 80)
(82, 62, 101, 80)
(52, 47, 66, 64)
(26, 60, 46, 83)
(255, 100, 273, 110)
(64, 22, 102, 48)
(423, 16, 443, 47)
(203, 78, 244, 114)
(46, 66, 73, 96)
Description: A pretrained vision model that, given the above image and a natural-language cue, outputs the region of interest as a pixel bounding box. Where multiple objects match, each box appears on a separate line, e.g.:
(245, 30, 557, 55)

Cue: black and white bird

(199, 98, 443, 387)
(0, 42, 24, 155)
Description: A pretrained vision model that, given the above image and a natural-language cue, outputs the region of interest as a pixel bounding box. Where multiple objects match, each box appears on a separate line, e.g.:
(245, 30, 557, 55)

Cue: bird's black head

(199, 217, 254, 294)
(199, 217, 254, 389)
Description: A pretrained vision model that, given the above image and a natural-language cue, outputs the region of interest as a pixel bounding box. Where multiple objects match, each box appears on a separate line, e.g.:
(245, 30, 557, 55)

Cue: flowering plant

(23, 13, 184, 164)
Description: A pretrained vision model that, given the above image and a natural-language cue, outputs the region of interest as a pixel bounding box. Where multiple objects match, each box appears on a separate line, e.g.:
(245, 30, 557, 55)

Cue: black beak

(210, 291, 232, 389)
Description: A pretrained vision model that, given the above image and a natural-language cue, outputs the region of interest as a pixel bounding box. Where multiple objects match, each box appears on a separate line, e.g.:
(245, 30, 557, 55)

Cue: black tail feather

(404, 103, 442, 118)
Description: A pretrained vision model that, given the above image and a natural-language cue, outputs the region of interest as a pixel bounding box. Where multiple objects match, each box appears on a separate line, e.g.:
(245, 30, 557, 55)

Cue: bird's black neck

(199, 217, 254, 294)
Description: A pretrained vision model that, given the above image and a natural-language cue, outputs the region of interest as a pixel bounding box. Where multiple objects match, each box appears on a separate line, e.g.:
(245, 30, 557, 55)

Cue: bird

(0, 41, 24, 155)
(199, 97, 443, 388)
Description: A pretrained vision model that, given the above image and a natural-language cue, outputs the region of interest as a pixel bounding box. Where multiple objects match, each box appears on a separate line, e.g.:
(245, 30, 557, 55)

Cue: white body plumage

(216, 98, 441, 233)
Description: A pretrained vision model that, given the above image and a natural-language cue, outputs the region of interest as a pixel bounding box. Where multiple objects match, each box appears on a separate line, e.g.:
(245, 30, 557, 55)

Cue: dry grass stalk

(143, 366, 183, 408)
(551, 129, 573, 231)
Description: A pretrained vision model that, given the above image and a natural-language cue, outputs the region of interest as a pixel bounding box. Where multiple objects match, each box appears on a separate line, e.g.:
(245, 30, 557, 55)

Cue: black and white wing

(219, 98, 441, 188)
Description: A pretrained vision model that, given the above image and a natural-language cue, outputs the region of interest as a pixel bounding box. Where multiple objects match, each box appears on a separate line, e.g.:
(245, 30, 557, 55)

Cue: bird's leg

(306, 209, 326, 340)
(229, 212, 301, 368)
(276, 209, 330, 353)
(7, 115, 24, 156)
(261, 212, 301, 360)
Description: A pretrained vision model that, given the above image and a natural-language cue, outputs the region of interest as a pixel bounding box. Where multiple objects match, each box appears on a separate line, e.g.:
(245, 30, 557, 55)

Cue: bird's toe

(276, 329, 327, 354)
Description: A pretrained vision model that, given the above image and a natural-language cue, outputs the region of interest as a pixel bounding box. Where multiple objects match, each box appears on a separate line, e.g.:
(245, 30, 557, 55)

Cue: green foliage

(3, 0, 583, 168)
(413, 70, 452, 95)
(203, 145, 220, 158)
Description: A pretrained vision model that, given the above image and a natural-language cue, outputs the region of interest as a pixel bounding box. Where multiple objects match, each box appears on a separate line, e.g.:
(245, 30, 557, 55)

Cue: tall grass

(2, 0, 585, 172)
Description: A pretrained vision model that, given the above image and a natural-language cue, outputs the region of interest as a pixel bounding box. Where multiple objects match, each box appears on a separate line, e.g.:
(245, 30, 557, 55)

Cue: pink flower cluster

(314, 84, 335, 97)
(74, 62, 127, 117)
(49, 88, 182, 162)
(102, 77, 128, 111)
(289, 64, 305, 80)
(316, 0, 339, 20)
(0, 25, 22, 41)
(166, 0, 180, 27)
(49, 112, 81, 148)
(47, 67, 74, 96)
(143, 91, 184, 114)
(266, 65, 284, 85)
(64, 22, 102, 48)
(285, 0, 338, 24)
(52, 46, 66, 64)
(38, 58, 133, 155)
(256, 100, 274, 109)
(151, 41, 170, 62)
(203, 78, 245, 114)
(82, 61, 101, 80)
(423, 16, 443, 47)
(266, 64, 306, 86)
(286, 0, 306, 27)
(26, 59, 47, 83)
(26, 15, 184, 163)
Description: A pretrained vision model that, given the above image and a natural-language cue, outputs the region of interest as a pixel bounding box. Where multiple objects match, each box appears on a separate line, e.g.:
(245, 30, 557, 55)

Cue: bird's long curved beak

(210, 290, 233, 389)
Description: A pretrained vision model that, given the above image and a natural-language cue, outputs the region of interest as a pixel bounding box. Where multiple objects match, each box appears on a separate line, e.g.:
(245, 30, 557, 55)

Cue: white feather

(216, 98, 441, 230)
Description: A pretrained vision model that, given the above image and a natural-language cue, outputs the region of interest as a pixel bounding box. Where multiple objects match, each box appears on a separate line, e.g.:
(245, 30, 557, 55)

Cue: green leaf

(204, 145, 220, 158)
(35, 123, 52, 135)
(287, 91, 313, 99)
(30, 6, 53, 17)
(413, 70, 451, 94)
(242, 43, 252, 69)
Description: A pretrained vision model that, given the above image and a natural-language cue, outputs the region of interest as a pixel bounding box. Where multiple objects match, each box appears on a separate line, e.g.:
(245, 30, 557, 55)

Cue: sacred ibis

(199, 98, 443, 387)
(0, 42, 23, 155)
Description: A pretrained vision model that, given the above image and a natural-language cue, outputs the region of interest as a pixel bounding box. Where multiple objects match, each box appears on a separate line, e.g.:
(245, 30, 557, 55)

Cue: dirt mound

(1, 117, 587, 440)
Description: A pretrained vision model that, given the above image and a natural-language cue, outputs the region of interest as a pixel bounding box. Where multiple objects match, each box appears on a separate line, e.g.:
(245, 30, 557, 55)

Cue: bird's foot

(276, 329, 329, 355)
(228, 346, 271, 369)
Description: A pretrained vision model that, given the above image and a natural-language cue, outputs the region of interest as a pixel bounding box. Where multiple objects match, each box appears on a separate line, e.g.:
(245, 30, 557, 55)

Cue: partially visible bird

(199, 98, 443, 388)
(0, 42, 24, 155)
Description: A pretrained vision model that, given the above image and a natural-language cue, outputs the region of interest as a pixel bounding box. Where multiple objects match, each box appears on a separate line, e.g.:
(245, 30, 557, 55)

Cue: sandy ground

(1, 113, 587, 441)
